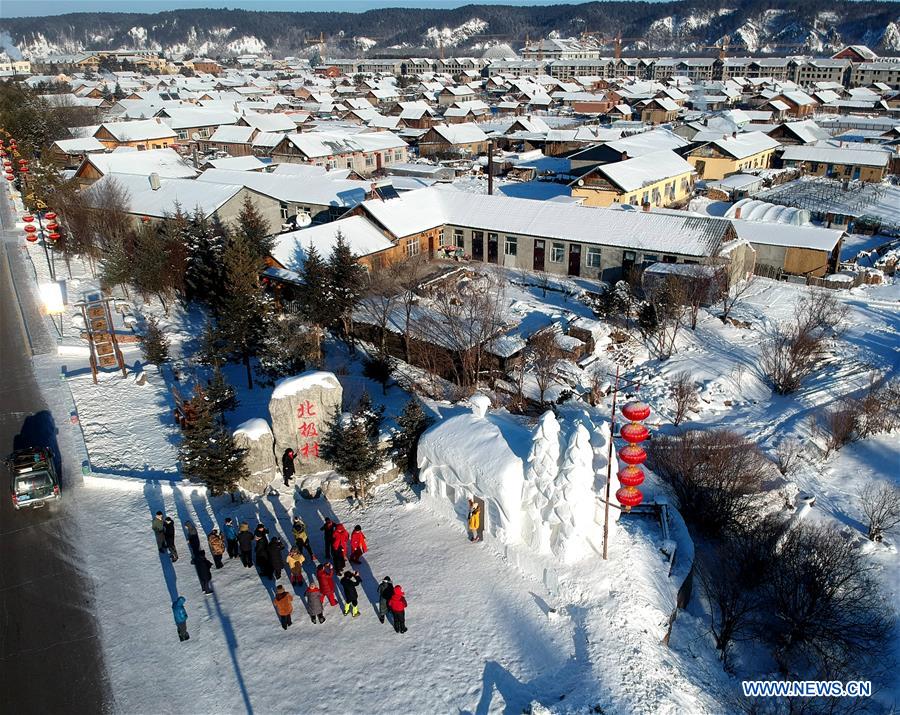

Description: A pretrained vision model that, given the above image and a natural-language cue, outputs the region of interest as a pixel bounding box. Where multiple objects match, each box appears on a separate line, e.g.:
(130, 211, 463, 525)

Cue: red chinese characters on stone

(296, 401, 317, 418)
(299, 422, 319, 438)
(301, 442, 319, 459)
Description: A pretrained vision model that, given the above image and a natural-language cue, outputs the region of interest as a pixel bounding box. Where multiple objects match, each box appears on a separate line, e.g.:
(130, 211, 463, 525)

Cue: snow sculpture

(549, 424, 597, 564)
(521, 410, 561, 554)
(268, 371, 342, 476)
(233, 418, 278, 493)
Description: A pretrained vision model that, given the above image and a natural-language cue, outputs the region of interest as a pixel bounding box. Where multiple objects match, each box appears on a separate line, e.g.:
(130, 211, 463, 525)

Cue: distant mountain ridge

(2, 1, 899, 60)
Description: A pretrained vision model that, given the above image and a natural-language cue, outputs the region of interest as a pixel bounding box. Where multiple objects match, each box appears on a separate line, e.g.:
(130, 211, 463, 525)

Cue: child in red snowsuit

(389, 584, 408, 634)
(316, 562, 337, 606)
(349, 525, 368, 564)
(331, 523, 350, 558)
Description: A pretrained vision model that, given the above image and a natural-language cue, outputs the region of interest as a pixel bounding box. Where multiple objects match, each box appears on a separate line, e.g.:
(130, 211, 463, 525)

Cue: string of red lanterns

(616, 400, 651, 511)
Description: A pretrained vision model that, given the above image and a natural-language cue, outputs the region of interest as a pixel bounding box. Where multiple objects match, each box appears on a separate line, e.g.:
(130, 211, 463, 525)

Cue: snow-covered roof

(197, 167, 369, 207)
(781, 145, 890, 168)
(208, 125, 255, 143)
(431, 123, 489, 145)
(97, 119, 177, 142)
(80, 148, 197, 178)
(361, 186, 729, 257)
(240, 112, 296, 132)
(725, 198, 810, 225)
(278, 131, 407, 158)
(270, 215, 394, 270)
(593, 150, 695, 193)
(731, 219, 843, 252)
(86, 172, 241, 219)
(605, 128, 689, 158)
(704, 131, 780, 159)
(157, 107, 239, 130)
(52, 137, 106, 153)
(205, 156, 267, 171)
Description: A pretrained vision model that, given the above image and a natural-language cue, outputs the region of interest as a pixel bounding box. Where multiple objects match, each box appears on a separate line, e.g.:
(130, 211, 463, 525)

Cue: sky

(2, 0, 609, 19)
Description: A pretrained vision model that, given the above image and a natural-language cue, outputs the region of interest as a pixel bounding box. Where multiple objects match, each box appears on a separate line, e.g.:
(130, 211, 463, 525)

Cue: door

(533, 239, 545, 271)
(487, 233, 499, 264)
(472, 231, 484, 261)
(568, 243, 581, 276)
(622, 250, 636, 276)
(376, 152, 382, 170)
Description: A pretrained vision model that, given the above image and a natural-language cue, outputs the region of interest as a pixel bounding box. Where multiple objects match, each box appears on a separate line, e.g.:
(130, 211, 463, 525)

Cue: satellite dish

(191, 132, 201, 140)
(577, 179, 584, 186)
(295, 211, 312, 228)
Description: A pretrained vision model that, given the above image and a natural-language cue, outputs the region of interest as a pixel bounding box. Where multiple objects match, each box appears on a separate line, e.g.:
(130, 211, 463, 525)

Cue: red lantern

(18, 158, 27, 165)
(621, 400, 651, 422)
(617, 465, 645, 487)
(44, 212, 57, 220)
(620, 421, 649, 443)
(618, 444, 646, 465)
(24, 224, 37, 233)
(48, 232, 61, 241)
(19, 167, 28, 174)
(22, 214, 34, 223)
(25, 233, 37, 243)
(4, 174, 14, 182)
(616, 486, 643, 509)
(2, 160, 11, 167)
(46, 222, 59, 231)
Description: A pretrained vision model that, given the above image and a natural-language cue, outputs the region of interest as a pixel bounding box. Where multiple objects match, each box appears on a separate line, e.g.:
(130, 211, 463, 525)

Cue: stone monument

(232, 418, 278, 493)
(268, 371, 342, 476)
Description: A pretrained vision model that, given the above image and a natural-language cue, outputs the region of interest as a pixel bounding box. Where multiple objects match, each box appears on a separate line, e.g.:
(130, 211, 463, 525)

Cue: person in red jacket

(331, 523, 350, 558)
(388, 584, 408, 634)
(316, 562, 337, 606)
(349, 525, 368, 564)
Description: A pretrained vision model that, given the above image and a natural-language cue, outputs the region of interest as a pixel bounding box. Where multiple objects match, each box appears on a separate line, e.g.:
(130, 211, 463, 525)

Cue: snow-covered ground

(11, 178, 900, 712)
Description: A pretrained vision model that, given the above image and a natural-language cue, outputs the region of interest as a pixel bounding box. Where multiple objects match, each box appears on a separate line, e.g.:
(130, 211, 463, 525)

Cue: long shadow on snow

(142, 480, 179, 603)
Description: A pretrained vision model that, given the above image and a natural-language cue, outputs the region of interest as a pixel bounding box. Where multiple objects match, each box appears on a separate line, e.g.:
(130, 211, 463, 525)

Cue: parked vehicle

(8, 447, 60, 510)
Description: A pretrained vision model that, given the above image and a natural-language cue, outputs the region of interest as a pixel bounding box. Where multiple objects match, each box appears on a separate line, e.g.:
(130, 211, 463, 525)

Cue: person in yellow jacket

(286, 546, 306, 586)
(467, 500, 481, 542)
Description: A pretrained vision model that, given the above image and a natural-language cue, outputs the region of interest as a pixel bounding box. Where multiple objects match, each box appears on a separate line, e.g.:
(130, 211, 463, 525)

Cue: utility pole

(487, 137, 494, 195)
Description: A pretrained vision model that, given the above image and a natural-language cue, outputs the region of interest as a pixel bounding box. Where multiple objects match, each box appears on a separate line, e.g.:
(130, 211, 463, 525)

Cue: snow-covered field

(12, 191, 900, 713)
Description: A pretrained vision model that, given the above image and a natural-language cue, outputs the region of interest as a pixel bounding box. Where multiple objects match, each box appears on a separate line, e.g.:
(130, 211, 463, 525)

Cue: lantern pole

(35, 210, 56, 281)
(602, 367, 642, 561)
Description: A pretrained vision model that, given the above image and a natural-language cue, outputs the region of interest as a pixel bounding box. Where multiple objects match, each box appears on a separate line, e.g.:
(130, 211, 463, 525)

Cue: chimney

(155, 117, 161, 123)
(734, 206, 742, 219)
(621, 151, 628, 161)
(149, 173, 161, 190)
(732, 131, 737, 138)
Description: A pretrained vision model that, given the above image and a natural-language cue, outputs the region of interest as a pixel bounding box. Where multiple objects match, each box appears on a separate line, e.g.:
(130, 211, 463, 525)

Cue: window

(586, 246, 601, 267)
(453, 229, 463, 247)
(365, 156, 373, 166)
(641, 191, 649, 205)
(504, 236, 517, 256)
(550, 243, 565, 263)
(642, 254, 659, 266)
(438, 229, 445, 245)
(405, 238, 420, 257)
(280, 203, 289, 220)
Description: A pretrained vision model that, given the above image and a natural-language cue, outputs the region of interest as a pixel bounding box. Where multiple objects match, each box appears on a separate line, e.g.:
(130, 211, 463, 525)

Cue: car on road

(8, 447, 60, 509)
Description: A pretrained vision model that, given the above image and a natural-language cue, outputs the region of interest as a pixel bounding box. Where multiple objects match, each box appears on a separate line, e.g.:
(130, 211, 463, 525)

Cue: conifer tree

(205, 361, 237, 417)
(99, 232, 132, 297)
(256, 313, 317, 385)
(131, 221, 173, 313)
(391, 397, 433, 478)
(297, 244, 330, 363)
(195, 318, 226, 367)
(320, 396, 383, 502)
(139, 315, 170, 366)
(218, 233, 272, 389)
(178, 386, 248, 496)
(327, 230, 366, 340)
(183, 209, 226, 308)
(236, 194, 274, 259)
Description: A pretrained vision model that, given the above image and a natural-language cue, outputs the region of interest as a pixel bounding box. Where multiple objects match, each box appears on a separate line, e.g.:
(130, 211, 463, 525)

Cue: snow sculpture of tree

(521, 410, 561, 553)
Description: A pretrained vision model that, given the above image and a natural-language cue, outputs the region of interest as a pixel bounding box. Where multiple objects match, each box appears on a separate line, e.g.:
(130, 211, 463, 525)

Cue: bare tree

(682, 267, 719, 330)
(767, 523, 894, 674)
(359, 266, 400, 365)
(760, 290, 847, 395)
(716, 271, 756, 322)
(650, 429, 771, 536)
(860, 483, 900, 542)
(821, 405, 860, 457)
(670, 371, 698, 426)
(392, 255, 428, 364)
(773, 436, 803, 476)
(643, 275, 688, 359)
(526, 328, 561, 405)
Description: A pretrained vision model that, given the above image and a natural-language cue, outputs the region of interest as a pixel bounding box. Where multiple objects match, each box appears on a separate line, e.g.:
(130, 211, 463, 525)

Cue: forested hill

(2, 0, 899, 59)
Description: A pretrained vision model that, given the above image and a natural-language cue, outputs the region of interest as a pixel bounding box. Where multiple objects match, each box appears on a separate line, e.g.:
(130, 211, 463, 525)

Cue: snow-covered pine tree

(297, 244, 330, 363)
(327, 230, 366, 340)
(183, 209, 226, 308)
(99, 232, 132, 297)
(139, 315, 170, 366)
(131, 221, 174, 313)
(391, 397, 433, 479)
(522, 410, 561, 553)
(549, 424, 596, 562)
(355, 391, 385, 441)
(236, 194, 274, 260)
(336, 409, 382, 503)
(178, 386, 248, 496)
(195, 318, 226, 367)
(256, 313, 318, 385)
(218, 233, 272, 389)
(205, 361, 237, 417)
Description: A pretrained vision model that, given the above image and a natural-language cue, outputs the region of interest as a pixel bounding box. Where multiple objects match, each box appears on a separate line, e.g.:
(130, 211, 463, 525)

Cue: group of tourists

(151, 509, 409, 641)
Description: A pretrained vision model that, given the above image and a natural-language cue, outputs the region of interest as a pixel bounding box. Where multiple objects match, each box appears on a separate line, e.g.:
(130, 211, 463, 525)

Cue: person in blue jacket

(172, 596, 189, 641)
(223, 517, 238, 559)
